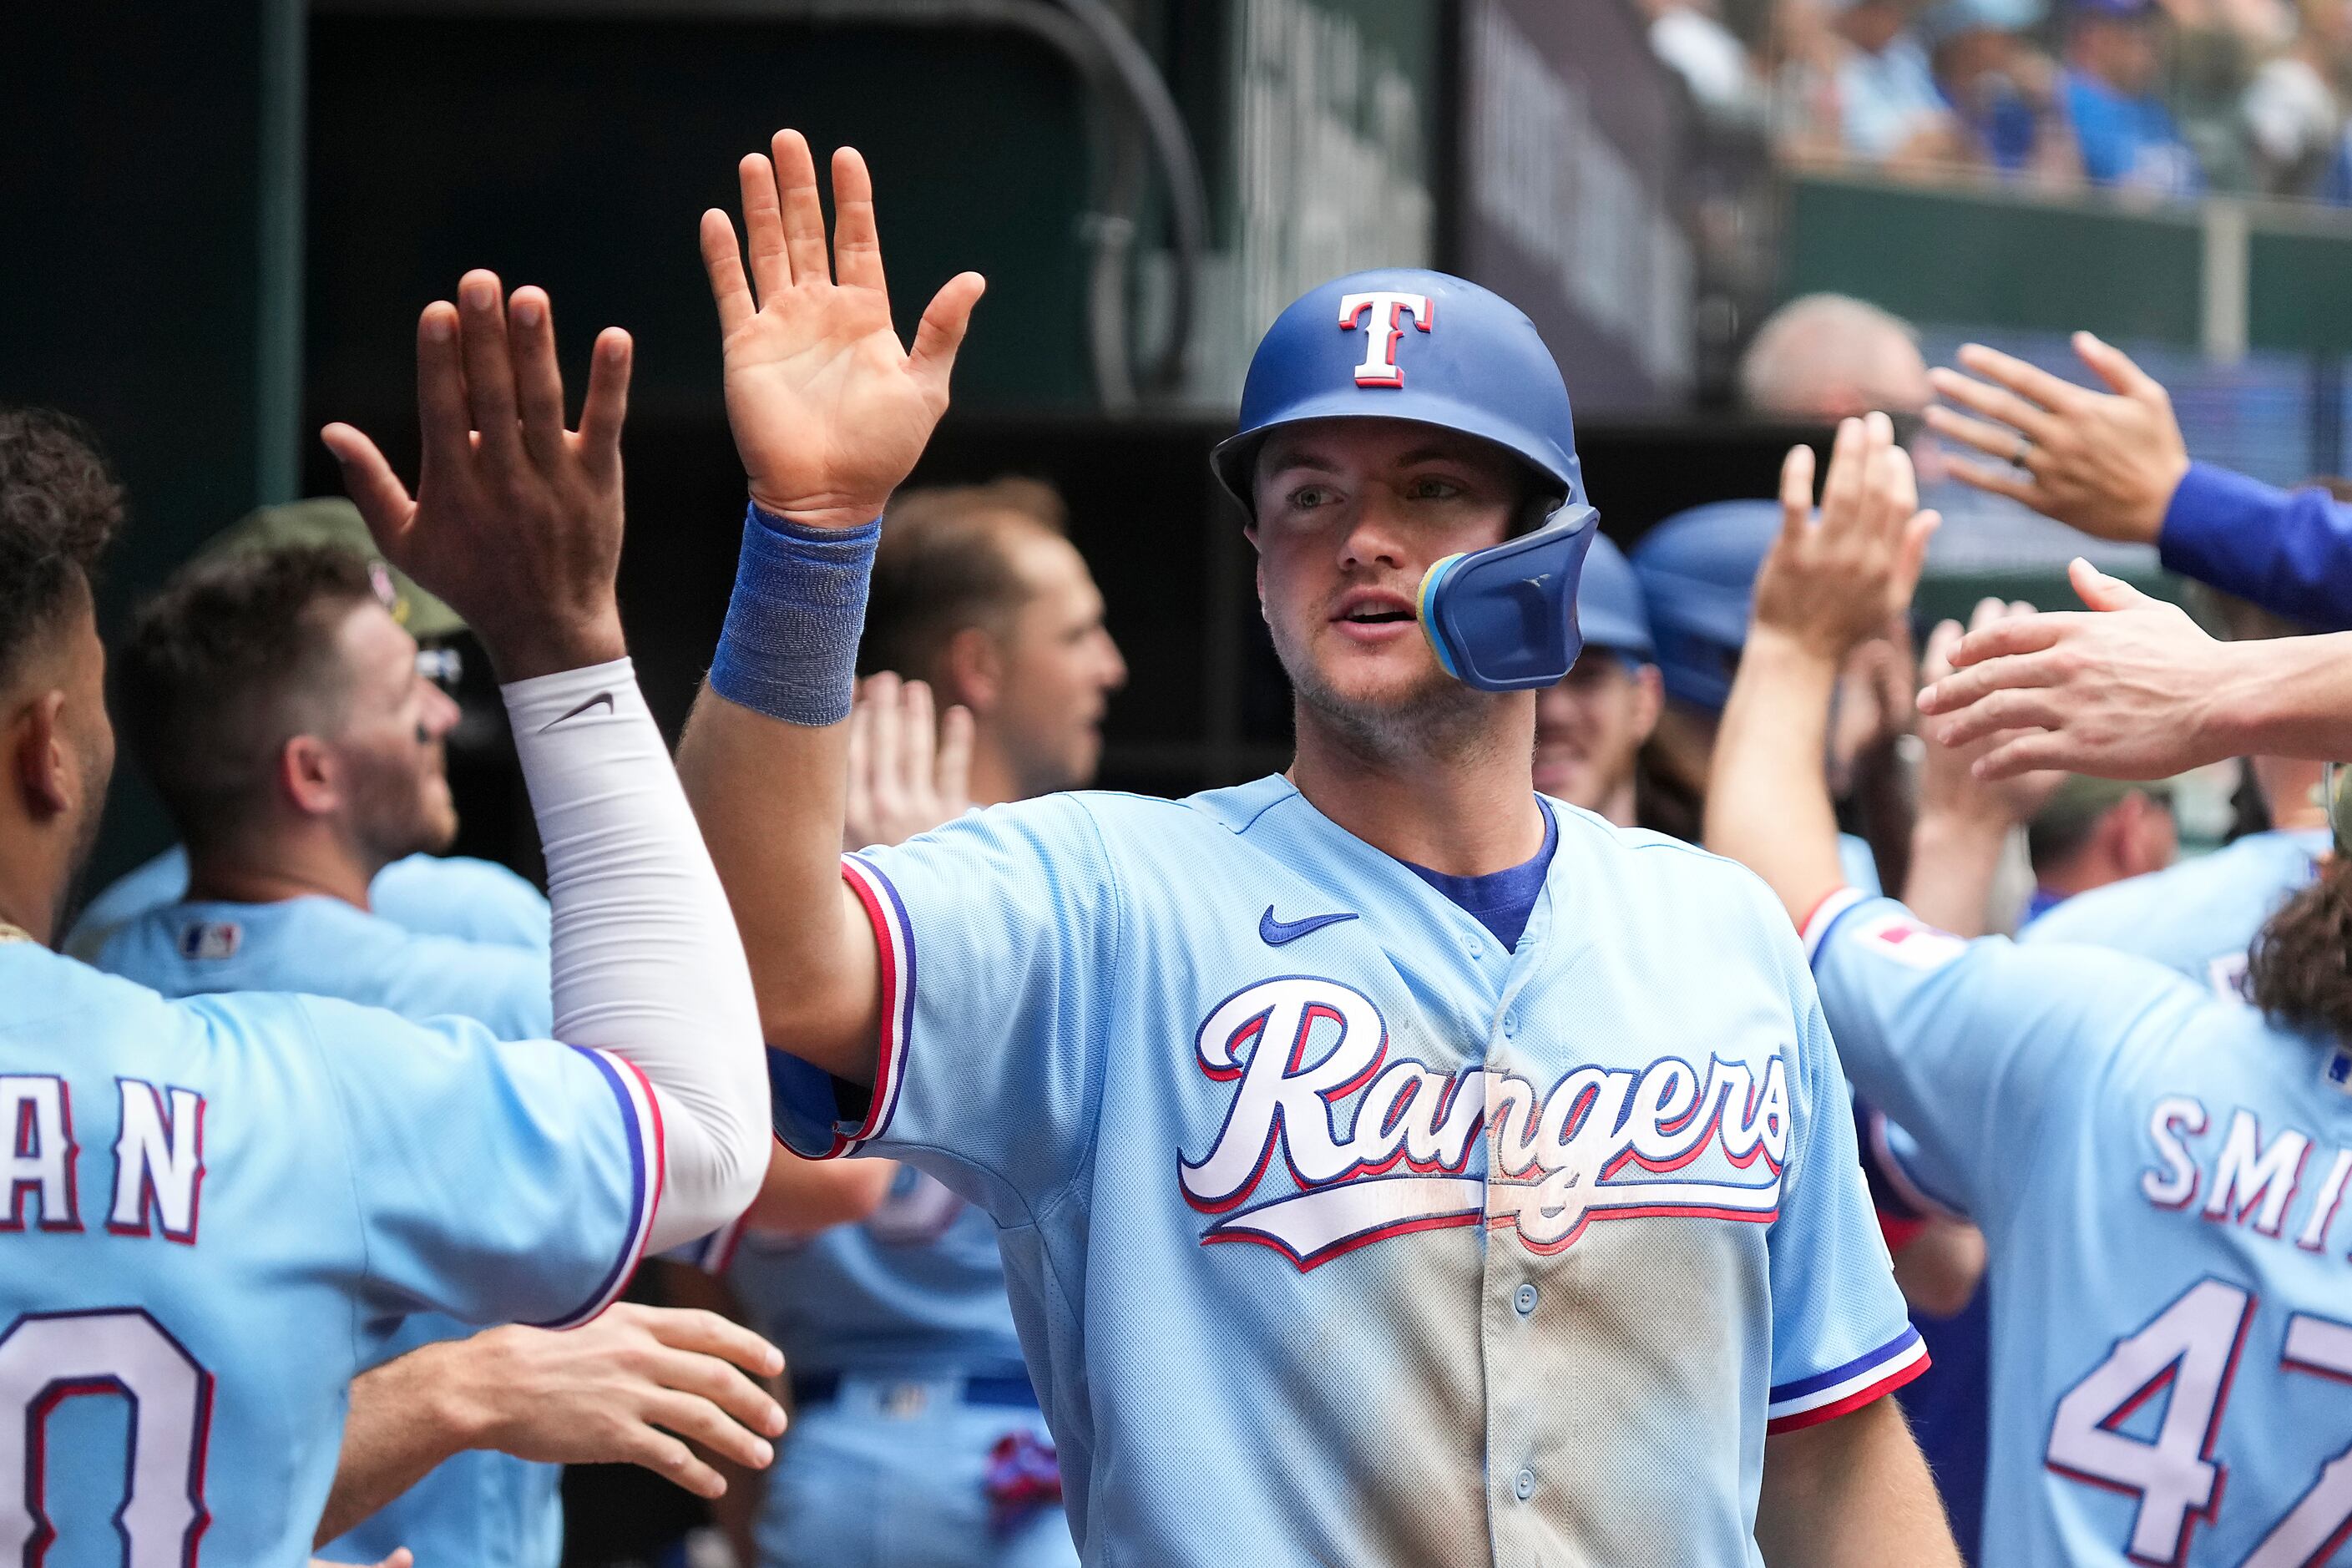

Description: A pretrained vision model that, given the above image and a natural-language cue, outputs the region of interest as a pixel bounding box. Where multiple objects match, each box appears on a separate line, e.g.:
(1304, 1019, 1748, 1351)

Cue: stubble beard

(1277, 623, 1505, 772)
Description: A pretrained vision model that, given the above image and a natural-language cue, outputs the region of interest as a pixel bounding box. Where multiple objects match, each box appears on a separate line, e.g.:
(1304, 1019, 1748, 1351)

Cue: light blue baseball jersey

(0, 942, 658, 1567)
(94, 896, 561, 1568)
(772, 776, 1922, 1566)
(2021, 827, 2330, 997)
(1808, 886, 2352, 1567)
(65, 847, 551, 964)
(720, 1167, 1026, 1379)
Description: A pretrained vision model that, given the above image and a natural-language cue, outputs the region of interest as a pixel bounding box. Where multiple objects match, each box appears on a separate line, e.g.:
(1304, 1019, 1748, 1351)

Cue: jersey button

(1502, 1009, 1520, 1037)
(1514, 1282, 1538, 1315)
(1515, 1468, 1536, 1500)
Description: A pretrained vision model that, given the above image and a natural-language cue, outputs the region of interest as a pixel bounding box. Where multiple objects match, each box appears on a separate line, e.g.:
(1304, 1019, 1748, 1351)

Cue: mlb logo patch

(177, 921, 241, 962)
(1854, 912, 1965, 972)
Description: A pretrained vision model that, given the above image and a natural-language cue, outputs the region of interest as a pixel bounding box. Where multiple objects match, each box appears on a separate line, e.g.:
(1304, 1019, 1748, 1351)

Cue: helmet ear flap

(1418, 505, 1600, 692)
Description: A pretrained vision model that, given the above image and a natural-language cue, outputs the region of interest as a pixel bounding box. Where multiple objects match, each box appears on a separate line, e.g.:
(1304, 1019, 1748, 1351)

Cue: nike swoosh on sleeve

(540, 691, 616, 731)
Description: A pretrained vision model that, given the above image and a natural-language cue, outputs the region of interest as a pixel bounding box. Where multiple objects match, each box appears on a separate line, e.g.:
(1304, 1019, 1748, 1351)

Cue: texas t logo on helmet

(1213, 267, 1599, 692)
(1337, 291, 1432, 387)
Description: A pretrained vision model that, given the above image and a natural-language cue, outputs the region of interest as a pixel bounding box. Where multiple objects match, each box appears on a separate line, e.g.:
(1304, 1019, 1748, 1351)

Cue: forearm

(318, 1342, 483, 1546)
(1758, 1395, 1958, 1566)
(2209, 630, 2352, 760)
(1705, 628, 1851, 926)
(2160, 463, 2352, 631)
(675, 687, 880, 1082)
(1901, 811, 2011, 937)
(505, 661, 768, 1248)
(745, 1146, 896, 1233)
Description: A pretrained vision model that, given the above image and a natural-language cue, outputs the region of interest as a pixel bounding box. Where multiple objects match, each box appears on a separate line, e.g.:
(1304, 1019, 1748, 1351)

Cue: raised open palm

(701, 131, 985, 530)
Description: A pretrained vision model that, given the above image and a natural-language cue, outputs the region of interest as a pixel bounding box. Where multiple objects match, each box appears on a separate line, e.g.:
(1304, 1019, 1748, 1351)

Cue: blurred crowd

(1641, 0, 2352, 201)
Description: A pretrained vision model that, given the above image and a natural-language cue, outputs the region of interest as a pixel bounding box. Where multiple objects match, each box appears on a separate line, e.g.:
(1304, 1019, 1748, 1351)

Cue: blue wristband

(707, 502, 881, 726)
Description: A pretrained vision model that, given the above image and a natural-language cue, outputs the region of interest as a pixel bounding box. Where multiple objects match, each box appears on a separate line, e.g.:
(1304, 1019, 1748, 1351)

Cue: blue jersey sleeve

(1802, 888, 2196, 1230)
(1763, 974, 1930, 1433)
(2160, 460, 2352, 631)
(336, 928, 552, 1042)
(371, 854, 552, 952)
(295, 997, 658, 1329)
(770, 795, 1118, 1222)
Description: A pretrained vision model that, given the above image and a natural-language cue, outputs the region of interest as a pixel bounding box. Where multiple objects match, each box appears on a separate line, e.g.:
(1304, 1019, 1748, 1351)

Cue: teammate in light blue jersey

(68, 843, 549, 964)
(94, 543, 568, 1565)
(677, 135, 1951, 1567)
(0, 293, 775, 1564)
(1712, 411, 2352, 1566)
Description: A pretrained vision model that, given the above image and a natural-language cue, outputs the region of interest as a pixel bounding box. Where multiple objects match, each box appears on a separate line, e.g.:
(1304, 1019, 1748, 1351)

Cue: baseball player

(1712, 410, 2352, 1565)
(1530, 534, 1660, 827)
(63, 498, 551, 966)
(0, 278, 776, 1562)
(673, 129, 1952, 1565)
(1631, 499, 1889, 891)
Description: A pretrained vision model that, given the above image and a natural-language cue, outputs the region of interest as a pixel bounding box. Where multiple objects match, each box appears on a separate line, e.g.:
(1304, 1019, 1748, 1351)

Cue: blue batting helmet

(1210, 268, 1598, 692)
(1575, 534, 1654, 664)
(1627, 498, 1783, 713)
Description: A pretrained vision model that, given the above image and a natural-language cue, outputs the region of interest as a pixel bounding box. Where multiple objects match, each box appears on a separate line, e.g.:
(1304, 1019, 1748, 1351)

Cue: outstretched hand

(1924, 332, 2189, 545)
(842, 673, 974, 850)
(1916, 599, 2066, 822)
(701, 130, 986, 529)
(321, 273, 632, 682)
(1917, 559, 2228, 780)
(1753, 412, 1940, 663)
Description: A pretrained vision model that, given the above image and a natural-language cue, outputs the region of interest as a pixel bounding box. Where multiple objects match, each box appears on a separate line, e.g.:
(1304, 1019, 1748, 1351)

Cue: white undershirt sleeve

(502, 658, 767, 1252)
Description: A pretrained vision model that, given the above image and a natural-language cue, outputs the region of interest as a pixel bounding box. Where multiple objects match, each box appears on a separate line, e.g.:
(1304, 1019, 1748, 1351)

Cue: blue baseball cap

(1627, 498, 1783, 712)
(1576, 534, 1654, 662)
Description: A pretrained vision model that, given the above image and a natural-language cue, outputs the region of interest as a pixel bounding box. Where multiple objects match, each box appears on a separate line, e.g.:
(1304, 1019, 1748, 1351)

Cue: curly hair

(2245, 854, 2352, 1044)
(115, 544, 378, 848)
(0, 407, 124, 683)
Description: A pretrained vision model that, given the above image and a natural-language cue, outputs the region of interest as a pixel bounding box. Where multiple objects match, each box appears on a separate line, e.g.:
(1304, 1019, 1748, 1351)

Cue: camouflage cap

(195, 498, 466, 641)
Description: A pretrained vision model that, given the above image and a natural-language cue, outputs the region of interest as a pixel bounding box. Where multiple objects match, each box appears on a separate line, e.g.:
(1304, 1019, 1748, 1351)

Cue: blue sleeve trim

(531, 1046, 660, 1328)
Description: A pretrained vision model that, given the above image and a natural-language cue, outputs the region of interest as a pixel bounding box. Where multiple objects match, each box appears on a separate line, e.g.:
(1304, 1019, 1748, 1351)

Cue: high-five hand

(1753, 412, 1941, 663)
(700, 130, 986, 529)
(321, 272, 632, 681)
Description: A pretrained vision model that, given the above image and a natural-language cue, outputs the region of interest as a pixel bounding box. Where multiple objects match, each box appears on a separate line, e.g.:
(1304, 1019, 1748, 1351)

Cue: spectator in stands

(1922, 0, 2085, 180)
(1829, 0, 1976, 164)
(1646, 0, 1773, 124)
(2021, 774, 2178, 923)
(2243, 0, 2352, 195)
(2062, 0, 2205, 194)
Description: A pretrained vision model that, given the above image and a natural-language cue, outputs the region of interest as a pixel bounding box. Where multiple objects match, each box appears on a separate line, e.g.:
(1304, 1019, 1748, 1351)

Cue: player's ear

(943, 625, 1003, 716)
(279, 733, 341, 817)
(1631, 661, 1665, 745)
(9, 689, 73, 819)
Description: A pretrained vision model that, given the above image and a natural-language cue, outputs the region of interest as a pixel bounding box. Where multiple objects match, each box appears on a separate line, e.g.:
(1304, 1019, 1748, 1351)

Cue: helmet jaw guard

(1215, 268, 1597, 695)
(1418, 504, 1600, 691)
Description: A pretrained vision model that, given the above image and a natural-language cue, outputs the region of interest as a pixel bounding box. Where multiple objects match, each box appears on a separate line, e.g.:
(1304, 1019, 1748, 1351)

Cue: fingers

(909, 271, 987, 393)
(1938, 452, 2043, 508)
(1922, 402, 2036, 465)
(507, 287, 567, 469)
(771, 129, 832, 287)
(1921, 618, 1965, 685)
(830, 145, 888, 293)
(2068, 556, 2155, 613)
(936, 704, 974, 807)
(1776, 441, 1816, 539)
(1950, 342, 2085, 422)
(1931, 683, 2067, 748)
(1818, 417, 1867, 534)
(412, 301, 473, 468)
(2073, 330, 2162, 401)
(613, 1423, 727, 1500)
(701, 209, 756, 337)
(903, 679, 938, 794)
(637, 1305, 787, 1379)
(1975, 728, 2073, 781)
(738, 154, 790, 301)
(1940, 607, 2071, 671)
(457, 271, 523, 464)
(1927, 365, 2061, 450)
(866, 670, 903, 802)
(576, 328, 634, 477)
(320, 424, 417, 551)
(1894, 508, 1940, 608)
(640, 1387, 777, 1471)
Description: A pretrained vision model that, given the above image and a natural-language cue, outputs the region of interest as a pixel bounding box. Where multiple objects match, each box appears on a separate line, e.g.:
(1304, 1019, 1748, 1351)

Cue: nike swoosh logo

(1259, 906, 1359, 946)
(541, 691, 615, 731)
